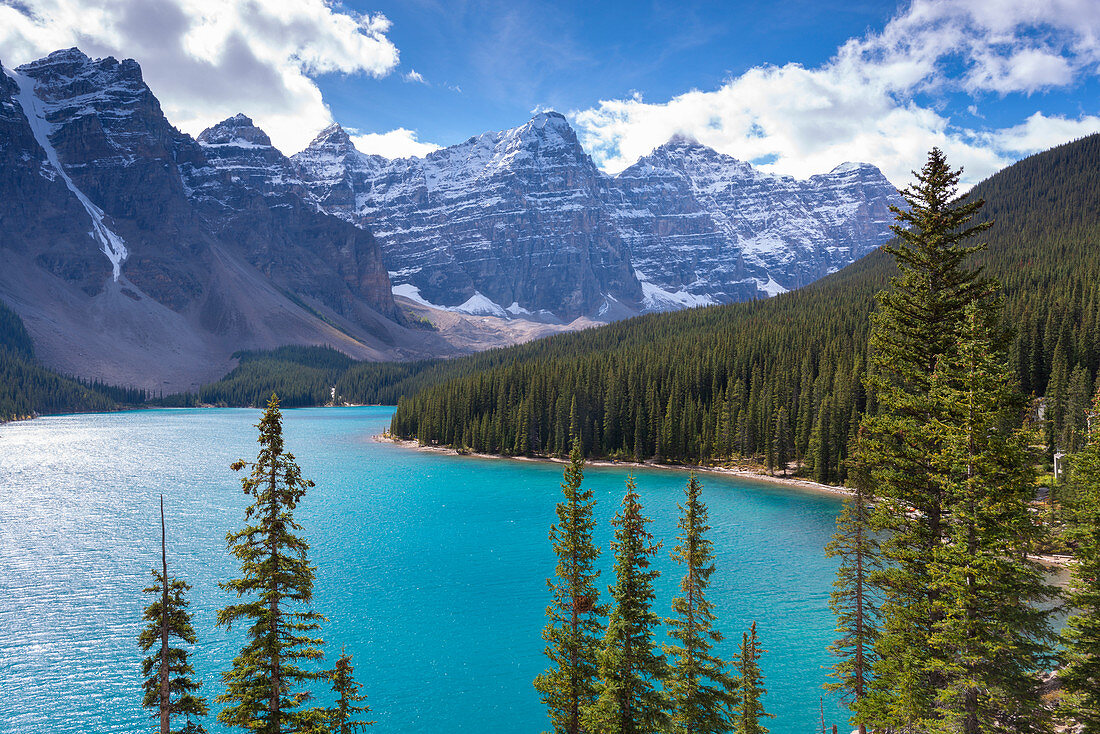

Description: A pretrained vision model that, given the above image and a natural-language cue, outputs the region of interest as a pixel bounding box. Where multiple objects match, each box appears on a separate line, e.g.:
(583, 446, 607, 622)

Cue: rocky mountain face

(293, 115, 902, 320)
(612, 138, 901, 306)
(0, 49, 431, 391)
(183, 113, 397, 321)
(1, 46, 904, 389)
(294, 113, 642, 320)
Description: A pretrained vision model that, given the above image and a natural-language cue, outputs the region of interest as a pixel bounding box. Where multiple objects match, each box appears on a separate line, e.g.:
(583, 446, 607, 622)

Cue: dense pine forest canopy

(0, 299, 144, 421)
(384, 133, 1100, 481)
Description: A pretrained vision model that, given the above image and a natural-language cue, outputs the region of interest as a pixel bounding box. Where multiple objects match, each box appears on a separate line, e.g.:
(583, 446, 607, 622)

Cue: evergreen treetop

(732, 623, 772, 734)
(534, 438, 606, 734)
(327, 649, 374, 733)
(217, 393, 327, 734)
(139, 496, 208, 734)
(587, 477, 668, 734)
(665, 472, 734, 734)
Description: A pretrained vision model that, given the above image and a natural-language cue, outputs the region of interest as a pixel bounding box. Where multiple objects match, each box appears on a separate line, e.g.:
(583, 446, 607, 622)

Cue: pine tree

(732, 623, 772, 734)
(825, 436, 880, 734)
(925, 302, 1054, 734)
(327, 649, 374, 733)
(217, 394, 327, 733)
(535, 438, 606, 734)
(587, 477, 668, 734)
(1061, 386, 1100, 732)
(665, 473, 734, 734)
(862, 148, 992, 728)
(771, 409, 792, 477)
(139, 495, 208, 734)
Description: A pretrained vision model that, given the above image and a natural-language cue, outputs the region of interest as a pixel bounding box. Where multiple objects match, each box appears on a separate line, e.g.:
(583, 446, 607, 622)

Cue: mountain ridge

(0, 48, 448, 392)
(292, 111, 903, 319)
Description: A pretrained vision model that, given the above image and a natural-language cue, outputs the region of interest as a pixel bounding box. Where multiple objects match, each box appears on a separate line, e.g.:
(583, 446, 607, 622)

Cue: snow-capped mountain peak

(293, 110, 902, 320)
(197, 114, 274, 148)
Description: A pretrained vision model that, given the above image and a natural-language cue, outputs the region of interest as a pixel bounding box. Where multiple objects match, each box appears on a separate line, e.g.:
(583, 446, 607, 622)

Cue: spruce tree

(665, 473, 734, 734)
(863, 148, 991, 727)
(1061, 386, 1100, 732)
(587, 476, 668, 734)
(732, 623, 771, 734)
(825, 436, 880, 734)
(217, 394, 327, 733)
(327, 649, 374, 732)
(535, 438, 606, 734)
(926, 302, 1054, 734)
(139, 495, 208, 734)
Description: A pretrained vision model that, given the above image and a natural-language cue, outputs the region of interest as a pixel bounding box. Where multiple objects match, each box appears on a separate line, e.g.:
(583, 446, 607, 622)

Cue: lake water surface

(0, 407, 848, 733)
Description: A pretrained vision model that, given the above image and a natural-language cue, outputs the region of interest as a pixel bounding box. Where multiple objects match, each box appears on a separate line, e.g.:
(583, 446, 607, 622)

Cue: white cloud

(0, 0, 400, 154)
(351, 128, 442, 158)
(572, 0, 1100, 187)
(987, 112, 1100, 153)
(404, 69, 427, 84)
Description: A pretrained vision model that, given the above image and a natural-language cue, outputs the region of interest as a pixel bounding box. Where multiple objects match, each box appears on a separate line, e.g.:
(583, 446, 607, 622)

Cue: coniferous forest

(384, 134, 1100, 482)
(0, 299, 145, 421)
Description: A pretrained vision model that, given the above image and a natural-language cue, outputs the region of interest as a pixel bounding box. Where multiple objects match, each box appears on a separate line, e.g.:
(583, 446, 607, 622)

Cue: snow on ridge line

(8, 69, 127, 280)
(392, 283, 512, 319)
(453, 291, 508, 318)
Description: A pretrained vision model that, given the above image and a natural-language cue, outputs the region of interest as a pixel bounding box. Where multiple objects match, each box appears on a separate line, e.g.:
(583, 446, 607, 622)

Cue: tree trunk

(160, 495, 170, 734)
(269, 461, 281, 732)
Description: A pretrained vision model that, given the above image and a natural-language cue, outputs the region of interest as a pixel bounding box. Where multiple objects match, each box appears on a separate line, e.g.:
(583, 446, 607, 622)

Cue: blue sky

(3, 0, 1100, 186)
(317, 1, 900, 148)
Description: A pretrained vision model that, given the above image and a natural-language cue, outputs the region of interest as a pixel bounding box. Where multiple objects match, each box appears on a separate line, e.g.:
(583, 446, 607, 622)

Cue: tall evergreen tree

(1061, 386, 1100, 732)
(139, 495, 208, 734)
(535, 438, 606, 734)
(217, 394, 327, 733)
(587, 477, 668, 734)
(863, 148, 992, 728)
(327, 649, 374, 733)
(926, 302, 1054, 734)
(825, 436, 880, 734)
(732, 623, 772, 734)
(665, 473, 734, 734)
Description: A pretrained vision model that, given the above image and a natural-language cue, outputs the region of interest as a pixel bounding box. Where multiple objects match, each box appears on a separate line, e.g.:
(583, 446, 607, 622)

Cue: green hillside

(385, 134, 1100, 481)
(0, 300, 144, 421)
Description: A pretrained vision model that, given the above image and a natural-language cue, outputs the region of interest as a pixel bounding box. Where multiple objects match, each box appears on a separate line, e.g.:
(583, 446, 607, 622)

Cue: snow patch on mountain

(7, 67, 128, 280)
(454, 292, 509, 318)
(636, 270, 719, 311)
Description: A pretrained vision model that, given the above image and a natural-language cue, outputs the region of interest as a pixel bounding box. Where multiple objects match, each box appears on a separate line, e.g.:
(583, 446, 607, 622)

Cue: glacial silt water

(0, 407, 848, 733)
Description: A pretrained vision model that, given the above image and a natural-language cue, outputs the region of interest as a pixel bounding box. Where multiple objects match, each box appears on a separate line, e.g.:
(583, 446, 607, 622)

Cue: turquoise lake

(0, 407, 850, 733)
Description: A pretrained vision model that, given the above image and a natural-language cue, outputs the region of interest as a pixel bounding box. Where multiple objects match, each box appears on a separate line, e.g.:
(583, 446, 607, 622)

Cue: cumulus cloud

(0, 0, 400, 154)
(572, 0, 1100, 186)
(351, 128, 442, 159)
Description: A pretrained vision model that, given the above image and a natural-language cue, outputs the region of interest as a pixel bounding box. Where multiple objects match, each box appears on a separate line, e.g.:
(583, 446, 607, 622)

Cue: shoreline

(375, 434, 1073, 569)
(373, 434, 853, 498)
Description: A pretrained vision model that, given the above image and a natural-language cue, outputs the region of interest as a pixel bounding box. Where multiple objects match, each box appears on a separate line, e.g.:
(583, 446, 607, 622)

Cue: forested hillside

(387, 134, 1100, 482)
(0, 300, 145, 421)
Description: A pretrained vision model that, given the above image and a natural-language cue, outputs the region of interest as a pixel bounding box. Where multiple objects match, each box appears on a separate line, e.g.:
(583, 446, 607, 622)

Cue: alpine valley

(1, 48, 901, 401)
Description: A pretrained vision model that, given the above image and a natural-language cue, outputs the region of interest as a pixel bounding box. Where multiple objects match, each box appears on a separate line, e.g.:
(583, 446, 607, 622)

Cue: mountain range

(0, 48, 902, 392)
(292, 112, 902, 319)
